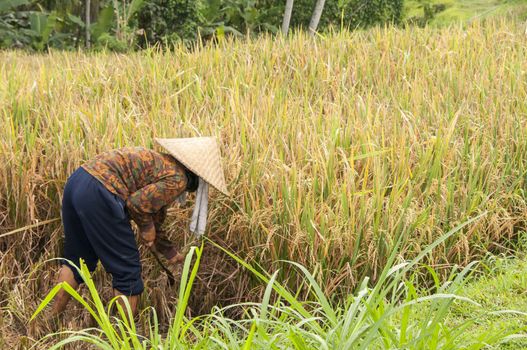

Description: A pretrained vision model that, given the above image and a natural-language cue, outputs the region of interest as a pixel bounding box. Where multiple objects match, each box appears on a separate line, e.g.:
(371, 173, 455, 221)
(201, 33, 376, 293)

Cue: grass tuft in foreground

(31, 217, 526, 349)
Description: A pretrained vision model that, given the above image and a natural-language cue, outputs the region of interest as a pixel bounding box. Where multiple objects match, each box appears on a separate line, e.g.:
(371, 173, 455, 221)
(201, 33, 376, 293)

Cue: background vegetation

(405, 0, 527, 26)
(3, 0, 527, 52)
(3, 0, 526, 51)
(0, 0, 404, 50)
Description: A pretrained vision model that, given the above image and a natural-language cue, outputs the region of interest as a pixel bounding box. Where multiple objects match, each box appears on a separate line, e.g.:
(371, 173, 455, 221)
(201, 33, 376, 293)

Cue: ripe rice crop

(1, 18, 526, 346)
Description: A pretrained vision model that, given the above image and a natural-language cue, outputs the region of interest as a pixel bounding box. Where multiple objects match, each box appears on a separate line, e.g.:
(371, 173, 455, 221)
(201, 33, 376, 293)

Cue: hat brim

(155, 137, 230, 196)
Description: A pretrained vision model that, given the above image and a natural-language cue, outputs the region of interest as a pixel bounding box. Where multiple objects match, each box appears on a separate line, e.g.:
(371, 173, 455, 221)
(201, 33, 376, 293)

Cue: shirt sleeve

(126, 174, 186, 227)
(153, 206, 168, 232)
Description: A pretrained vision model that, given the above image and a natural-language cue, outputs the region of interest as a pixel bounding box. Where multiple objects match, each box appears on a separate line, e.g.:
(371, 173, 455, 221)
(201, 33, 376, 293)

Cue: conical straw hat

(155, 137, 229, 196)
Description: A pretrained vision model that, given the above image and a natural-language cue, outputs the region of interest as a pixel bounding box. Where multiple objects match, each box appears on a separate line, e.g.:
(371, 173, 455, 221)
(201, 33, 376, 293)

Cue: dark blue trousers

(61, 167, 144, 295)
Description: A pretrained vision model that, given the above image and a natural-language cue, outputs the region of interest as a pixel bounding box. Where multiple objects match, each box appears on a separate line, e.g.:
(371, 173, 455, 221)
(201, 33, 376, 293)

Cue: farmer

(50, 137, 229, 317)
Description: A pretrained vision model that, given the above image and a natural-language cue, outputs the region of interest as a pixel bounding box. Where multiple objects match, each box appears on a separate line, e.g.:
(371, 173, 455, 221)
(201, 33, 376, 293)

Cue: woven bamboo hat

(155, 137, 229, 196)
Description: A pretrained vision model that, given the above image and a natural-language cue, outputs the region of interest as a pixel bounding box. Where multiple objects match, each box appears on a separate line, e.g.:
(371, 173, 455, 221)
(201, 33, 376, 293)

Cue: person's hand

(154, 236, 185, 264)
(139, 222, 155, 247)
(168, 252, 185, 265)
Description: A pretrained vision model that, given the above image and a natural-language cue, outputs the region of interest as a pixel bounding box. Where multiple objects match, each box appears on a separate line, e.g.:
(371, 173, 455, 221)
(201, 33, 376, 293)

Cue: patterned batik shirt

(82, 147, 187, 229)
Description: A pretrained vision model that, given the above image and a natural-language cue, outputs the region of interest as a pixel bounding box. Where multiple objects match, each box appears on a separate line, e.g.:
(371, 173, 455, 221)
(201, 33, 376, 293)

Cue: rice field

(1, 18, 527, 348)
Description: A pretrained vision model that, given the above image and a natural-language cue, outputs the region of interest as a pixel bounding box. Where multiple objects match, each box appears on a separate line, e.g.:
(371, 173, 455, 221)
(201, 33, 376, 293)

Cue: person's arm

(153, 206, 168, 233)
(152, 206, 184, 262)
(126, 175, 186, 245)
(152, 205, 170, 246)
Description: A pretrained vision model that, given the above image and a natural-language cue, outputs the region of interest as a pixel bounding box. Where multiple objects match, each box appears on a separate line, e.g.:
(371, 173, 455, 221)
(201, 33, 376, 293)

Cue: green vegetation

(405, 0, 527, 26)
(448, 250, 527, 349)
(4, 0, 525, 51)
(0, 0, 404, 50)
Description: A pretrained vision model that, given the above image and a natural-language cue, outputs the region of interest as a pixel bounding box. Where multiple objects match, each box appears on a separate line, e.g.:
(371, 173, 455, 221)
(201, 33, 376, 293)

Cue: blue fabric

(61, 167, 144, 295)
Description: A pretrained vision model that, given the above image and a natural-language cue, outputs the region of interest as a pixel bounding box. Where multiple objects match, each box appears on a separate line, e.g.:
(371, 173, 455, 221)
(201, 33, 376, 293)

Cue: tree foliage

(0, 0, 404, 50)
(135, 0, 200, 46)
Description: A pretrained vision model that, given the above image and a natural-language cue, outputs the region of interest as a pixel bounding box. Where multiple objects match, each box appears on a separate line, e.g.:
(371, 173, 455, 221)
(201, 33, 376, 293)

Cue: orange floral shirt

(82, 147, 187, 228)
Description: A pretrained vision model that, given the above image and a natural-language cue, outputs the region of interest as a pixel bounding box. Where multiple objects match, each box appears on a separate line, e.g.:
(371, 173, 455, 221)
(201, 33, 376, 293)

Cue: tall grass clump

(1, 17, 526, 345)
(31, 219, 526, 349)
